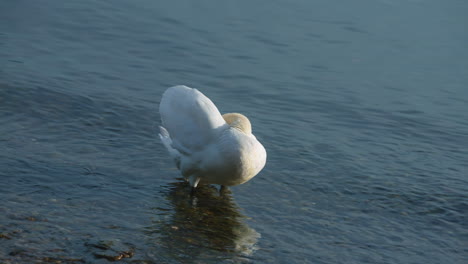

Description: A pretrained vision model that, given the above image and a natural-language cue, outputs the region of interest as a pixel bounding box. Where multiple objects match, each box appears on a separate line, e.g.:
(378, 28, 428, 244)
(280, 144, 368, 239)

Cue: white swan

(159, 85, 266, 190)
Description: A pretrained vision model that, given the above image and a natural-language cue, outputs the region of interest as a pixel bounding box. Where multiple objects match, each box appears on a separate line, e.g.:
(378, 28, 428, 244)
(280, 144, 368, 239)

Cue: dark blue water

(1, 0, 467, 263)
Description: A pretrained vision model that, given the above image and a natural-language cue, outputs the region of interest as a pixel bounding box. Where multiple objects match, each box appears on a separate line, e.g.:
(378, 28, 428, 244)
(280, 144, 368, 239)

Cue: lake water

(1, 0, 467, 263)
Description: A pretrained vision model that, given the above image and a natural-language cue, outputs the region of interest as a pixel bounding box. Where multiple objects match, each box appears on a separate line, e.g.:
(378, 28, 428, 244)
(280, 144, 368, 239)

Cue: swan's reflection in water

(146, 180, 260, 262)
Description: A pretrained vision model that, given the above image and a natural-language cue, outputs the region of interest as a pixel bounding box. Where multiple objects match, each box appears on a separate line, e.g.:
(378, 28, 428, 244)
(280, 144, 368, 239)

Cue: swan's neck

(222, 113, 252, 134)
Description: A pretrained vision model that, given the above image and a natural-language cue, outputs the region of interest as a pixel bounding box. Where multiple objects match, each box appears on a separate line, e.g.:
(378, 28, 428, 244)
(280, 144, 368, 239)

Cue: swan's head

(222, 113, 252, 134)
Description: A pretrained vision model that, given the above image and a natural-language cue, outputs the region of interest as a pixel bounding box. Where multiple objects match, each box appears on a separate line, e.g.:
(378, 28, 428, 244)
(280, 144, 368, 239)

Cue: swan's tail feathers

(159, 125, 170, 140)
(159, 126, 181, 169)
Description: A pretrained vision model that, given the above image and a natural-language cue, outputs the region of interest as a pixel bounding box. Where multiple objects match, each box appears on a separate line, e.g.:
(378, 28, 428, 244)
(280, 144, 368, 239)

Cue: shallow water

(1, 0, 467, 263)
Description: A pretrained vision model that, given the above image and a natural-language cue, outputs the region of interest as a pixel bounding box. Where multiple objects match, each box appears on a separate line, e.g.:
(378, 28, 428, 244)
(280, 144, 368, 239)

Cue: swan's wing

(159, 85, 226, 152)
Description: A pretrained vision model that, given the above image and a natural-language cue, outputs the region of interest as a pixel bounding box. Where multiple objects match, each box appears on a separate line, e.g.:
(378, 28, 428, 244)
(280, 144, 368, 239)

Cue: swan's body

(159, 85, 266, 189)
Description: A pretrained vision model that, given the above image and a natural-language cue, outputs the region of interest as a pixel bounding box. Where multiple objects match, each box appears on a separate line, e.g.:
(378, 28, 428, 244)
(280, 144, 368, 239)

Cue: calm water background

(1, 0, 467, 263)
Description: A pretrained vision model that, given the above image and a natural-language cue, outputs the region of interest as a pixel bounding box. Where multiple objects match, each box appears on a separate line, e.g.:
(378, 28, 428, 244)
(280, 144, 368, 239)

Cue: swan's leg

(189, 175, 200, 188)
(189, 175, 200, 196)
(219, 185, 229, 195)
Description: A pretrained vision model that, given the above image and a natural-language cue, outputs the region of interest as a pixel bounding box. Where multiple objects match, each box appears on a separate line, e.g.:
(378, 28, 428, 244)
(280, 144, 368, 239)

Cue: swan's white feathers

(158, 126, 181, 169)
(159, 85, 266, 187)
(159, 85, 226, 153)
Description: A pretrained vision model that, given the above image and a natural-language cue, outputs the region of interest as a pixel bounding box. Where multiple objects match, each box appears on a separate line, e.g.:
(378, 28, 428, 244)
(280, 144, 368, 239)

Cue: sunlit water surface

(1, 0, 467, 263)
